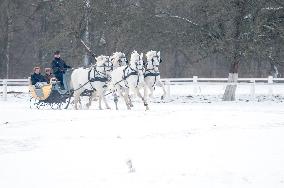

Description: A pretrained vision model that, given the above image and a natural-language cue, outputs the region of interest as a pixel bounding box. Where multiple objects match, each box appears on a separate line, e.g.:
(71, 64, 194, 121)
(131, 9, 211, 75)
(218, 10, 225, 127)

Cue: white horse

(108, 51, 149, 110)
(144, 50, 166, 100)
(110, 52, 128, 69)
(70, 55, 113, 110)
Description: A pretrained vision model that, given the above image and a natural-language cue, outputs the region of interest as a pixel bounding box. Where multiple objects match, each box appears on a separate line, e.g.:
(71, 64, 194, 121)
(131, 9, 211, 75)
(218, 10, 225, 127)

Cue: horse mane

(130, 51, 140, 64)
(146, 50, 158, 62)
(95, 55, 109, 65)
(111, 52, 125, 63)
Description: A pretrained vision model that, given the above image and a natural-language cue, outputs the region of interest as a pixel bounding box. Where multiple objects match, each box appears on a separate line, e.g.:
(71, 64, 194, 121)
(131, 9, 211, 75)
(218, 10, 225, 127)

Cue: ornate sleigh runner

(29, 71, 73, 110)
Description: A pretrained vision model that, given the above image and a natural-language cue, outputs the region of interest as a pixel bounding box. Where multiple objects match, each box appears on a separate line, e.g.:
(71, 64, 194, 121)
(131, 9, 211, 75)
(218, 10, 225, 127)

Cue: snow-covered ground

(1, 84, 284, 188)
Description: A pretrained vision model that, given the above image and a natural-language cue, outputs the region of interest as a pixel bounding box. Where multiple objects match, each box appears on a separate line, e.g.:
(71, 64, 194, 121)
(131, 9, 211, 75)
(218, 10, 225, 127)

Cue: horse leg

(97, 89, 107, 110)
(77, 97, 81, 106)
(149, 85, 154, 98)
(123, 94, 131, 110)
(136, 88, 149, 111)
(122, 89, 131, 110)
(143, 84, 149, 105)
(157, 80, 166, 100)
(86, 91, 96, 109)
(79, 97, 83, 109)
(128, 94, 134, 107)
(98, 95, 103, 110)
(113, 92, 119, 110)
(73, 91, 81, 110)
(102, 90, 111, 109)
(145, 79, 154, 98)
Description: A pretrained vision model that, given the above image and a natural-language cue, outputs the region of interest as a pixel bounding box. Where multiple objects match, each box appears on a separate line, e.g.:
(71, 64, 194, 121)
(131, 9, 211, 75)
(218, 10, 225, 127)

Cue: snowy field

(1, 84, 284, 188)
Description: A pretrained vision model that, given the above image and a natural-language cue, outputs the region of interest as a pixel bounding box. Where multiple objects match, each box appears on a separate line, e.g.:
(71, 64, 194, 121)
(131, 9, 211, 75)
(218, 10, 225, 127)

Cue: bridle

(134, 56, 144, 72)
(145, 54, 160, 72)
(113, 54, 144, 88)
(144, 54, 161, 87)
(89, 58, 113, 82)
(118, 56, 128, 66)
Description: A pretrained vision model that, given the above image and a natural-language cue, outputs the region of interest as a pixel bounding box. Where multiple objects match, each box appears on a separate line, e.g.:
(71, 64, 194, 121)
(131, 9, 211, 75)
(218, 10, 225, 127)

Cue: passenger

(31, 67, 46, 88)
(44, 68, 53, 84)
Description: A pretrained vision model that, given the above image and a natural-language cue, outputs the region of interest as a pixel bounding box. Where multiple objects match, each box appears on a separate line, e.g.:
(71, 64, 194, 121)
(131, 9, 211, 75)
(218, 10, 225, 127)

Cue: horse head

(111, 52, 128, 68)
(95, 55, 113, 75)
(146, 50, 161, 72)
(130, 51, 144, 72)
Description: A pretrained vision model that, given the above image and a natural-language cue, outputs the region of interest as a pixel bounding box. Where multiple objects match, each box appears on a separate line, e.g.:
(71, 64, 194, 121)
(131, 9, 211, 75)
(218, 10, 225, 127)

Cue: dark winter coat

(51, 58, 71, 84)
(31, 73, 46, 85)
(51, 58, 71, 74)
(44, 73, 53, 84)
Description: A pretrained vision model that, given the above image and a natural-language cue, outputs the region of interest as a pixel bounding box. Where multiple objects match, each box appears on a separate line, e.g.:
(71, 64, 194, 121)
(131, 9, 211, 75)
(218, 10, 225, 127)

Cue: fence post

(3, 79, 7, 101)
(268, 76, 273, 99)
(165, 79, 170, 98)
(250, 79, 255, 101)
(193, 76, 198, 95)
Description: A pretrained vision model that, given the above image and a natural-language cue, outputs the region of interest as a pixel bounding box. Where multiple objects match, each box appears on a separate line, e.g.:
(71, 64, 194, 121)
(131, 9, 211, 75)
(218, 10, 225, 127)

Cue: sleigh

(29, 81, 52, 100)
(29, 76, 72, 110)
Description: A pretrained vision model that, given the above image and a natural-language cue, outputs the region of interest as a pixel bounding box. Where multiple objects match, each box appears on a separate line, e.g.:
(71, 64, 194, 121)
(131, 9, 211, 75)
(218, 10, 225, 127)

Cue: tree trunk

(83, 0, 90, 66)
(223, 60, 239, 101)
(223, 40, 241, 100)
(222, 0, 244, 101)
(6, 1, 12, 79)
(223, 72, 238, 101)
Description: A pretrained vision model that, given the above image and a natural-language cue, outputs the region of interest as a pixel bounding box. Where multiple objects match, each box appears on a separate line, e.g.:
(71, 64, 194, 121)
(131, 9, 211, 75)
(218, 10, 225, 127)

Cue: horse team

(70, 50, 166, 110)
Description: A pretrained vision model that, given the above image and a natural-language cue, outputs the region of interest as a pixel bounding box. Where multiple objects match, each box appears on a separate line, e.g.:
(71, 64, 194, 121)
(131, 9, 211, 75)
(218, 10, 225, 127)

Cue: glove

(35, 82, 43, 88)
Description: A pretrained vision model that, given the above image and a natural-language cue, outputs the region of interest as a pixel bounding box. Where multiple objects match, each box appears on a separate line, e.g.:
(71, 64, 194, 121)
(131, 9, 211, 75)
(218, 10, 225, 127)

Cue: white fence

(1, 76, 284, 101)
(160, 76, 284, 99)
(0, 79, 29, 101)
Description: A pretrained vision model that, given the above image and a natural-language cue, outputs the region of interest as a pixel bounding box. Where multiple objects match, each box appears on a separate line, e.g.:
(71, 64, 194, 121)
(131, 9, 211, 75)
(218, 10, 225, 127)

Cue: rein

(114, 65, 141, 88)
(144, 57, 161, 87)
(73, 65, 110, 92)
(72, 80, 92, 92)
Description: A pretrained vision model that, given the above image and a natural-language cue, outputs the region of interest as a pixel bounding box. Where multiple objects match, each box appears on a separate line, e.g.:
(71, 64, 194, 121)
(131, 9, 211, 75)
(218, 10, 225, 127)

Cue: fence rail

(159, 76, 282, 99)
(0, 79, 30, 101)
(1, 76, 283, 101)
(160, 77, 284, 83)
(0, 79, 29, 85)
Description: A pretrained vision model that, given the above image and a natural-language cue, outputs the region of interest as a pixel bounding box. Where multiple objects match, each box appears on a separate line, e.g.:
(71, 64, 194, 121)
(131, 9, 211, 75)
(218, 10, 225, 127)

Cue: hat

(45, 68, 51, 72)
(54, 51, 60, 55)
(33, 67, 40, 71)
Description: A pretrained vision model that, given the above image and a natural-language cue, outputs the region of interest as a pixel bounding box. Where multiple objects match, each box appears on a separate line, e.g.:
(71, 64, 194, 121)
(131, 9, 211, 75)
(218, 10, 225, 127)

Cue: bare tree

(0, 0, 283, 80)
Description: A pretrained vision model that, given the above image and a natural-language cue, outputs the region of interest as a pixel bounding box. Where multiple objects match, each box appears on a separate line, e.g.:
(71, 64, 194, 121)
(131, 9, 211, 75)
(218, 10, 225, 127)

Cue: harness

(114, 63, 141, 89)
(88, 67, 109, 83)
(104, 55, 144, 96)
(73, 64, 111, 92)
(144, 55, 161, 87)
(144, 69, 159, 88)
(123, 67, 138, 80)
(144, 71, 160, 78)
